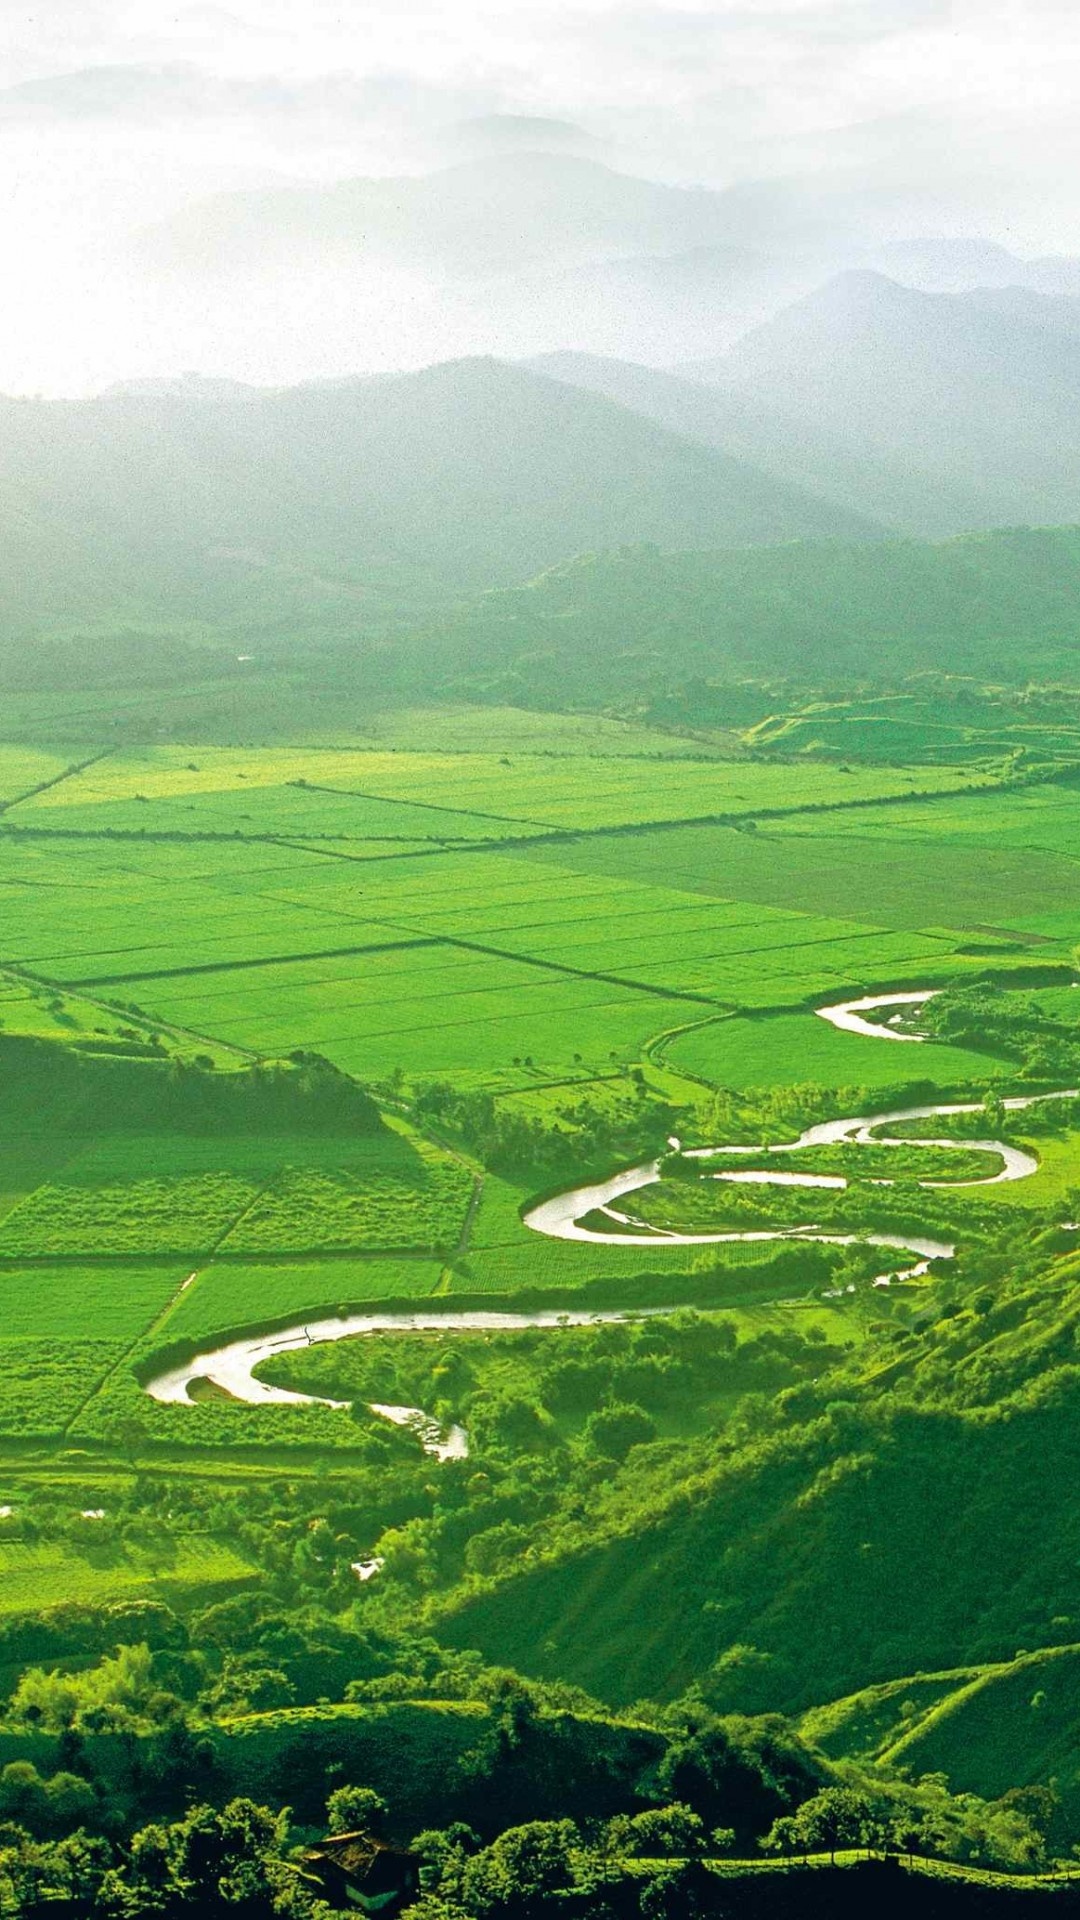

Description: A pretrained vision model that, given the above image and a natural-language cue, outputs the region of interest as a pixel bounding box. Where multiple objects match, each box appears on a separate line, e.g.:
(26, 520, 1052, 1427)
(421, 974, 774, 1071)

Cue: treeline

(411, 1080, 678, 1182)
(0, 1729, 1062, 1915)
(0, 1814, 1068, 1917)
(378, 526, 1080, 706)
(0, 1619, 1061, 1902)
(922, 986, 1080, 1081)
(0, 1034, 382, 1137)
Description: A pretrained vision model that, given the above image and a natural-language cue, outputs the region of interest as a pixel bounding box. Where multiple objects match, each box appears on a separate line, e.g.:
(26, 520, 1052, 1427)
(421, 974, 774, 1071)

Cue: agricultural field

(0, 1126, 470, 1262)
(0, 1340, 128, 1436)
(0, 1103, 476, 1438)
(158, 1255, 445, 1345)
(0, 744, 78, 804)
(523, 798, 1080, 940)
(0, 1536, 258, 1615)
(0, 713, 1079, 1467)
(0, 1266, 187, 1342)
(662, 1009, 1013, 1089)
(4, 690, 1080, 1887)
(5, 741, 988, 838)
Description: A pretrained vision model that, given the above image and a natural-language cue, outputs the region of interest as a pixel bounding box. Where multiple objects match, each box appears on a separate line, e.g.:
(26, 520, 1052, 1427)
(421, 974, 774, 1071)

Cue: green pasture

(452, 1236, 832, 1298)
(977, 1130, 1080, 1209)
(664, 1009, 1012, 1090)
(10, 744, 985, 838)
(221, 1128, 474, 1254)
(0, 744, 75, 803)
(157, 1256, 444, 1345)
(0, 1125, 470, 1316)
(522, 792, 1080, 942)
(0, 1155, 265, 1259)
(0, 723, 1078, 1465)
(697, 1141, 1003, 1180)
(129, 946, 703, 1084)
(797, 1665, 990, 1764)
(456, 1173, 851, 1299)
(0, 1339, 127, 1436)
(346, 703, 738, 757)
(866, 1644, 1080, 1815)
(0, 969, 220, 1054)
(0, 1264, 187, 1341)
(0, 1537, 258, 1616)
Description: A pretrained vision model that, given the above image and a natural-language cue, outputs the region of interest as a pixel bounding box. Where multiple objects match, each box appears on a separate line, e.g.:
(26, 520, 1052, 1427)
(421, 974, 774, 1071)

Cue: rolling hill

(678, 272, 1080, 534)
(138, 152, 754, 278)
(402, 525, 1080, 704)
(433, 1241, 1080, 1770)
(0, 357, 875, 645)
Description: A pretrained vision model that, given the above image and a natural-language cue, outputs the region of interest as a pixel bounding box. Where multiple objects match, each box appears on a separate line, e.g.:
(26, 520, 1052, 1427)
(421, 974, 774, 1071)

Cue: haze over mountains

(532, 266, 1080, 537)
(10, 211, 1080, 654)
(123, 151, 1080, 380)
(7, 126, 1080, 664)
(0, 357, 876, 642)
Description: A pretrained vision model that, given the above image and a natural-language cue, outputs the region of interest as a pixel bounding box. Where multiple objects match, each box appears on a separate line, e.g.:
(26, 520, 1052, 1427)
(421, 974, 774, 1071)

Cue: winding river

(144, 990, 1077, 1454)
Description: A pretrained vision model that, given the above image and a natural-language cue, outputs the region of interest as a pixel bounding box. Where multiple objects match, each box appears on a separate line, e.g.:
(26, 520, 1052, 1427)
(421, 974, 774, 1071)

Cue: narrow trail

(142, 986, 1077, 1456)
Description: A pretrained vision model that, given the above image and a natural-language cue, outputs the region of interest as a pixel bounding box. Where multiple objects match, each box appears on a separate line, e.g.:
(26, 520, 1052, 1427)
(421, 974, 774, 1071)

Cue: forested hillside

(399, 525, 1080, 704)
(0, 360, 872, 646)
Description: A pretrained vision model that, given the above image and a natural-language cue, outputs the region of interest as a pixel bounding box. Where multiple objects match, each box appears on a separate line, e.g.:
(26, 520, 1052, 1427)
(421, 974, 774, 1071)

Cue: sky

(1, 0, 1078, 393)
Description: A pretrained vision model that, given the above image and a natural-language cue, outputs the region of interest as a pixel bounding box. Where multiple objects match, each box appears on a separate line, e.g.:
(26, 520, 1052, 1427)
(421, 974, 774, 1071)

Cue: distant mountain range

(10, 183, 1080, 652)
(139, 153, 750, 278)
(131, 151, 1080, 375)
(0, 358, 875, 644)
(530, 270, 1080, 536)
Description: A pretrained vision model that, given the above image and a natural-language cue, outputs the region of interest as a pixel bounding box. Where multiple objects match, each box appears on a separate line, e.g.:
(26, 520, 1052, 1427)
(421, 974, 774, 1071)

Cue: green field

(0, 727, 1078, 1443)
(2, 703, 1080, 1856)
(159, 1255, 446, 1344)
(0, 1536, 258, 1614)
(664, 1009, 1013, 1089)
(0, 678, 1079, 1920)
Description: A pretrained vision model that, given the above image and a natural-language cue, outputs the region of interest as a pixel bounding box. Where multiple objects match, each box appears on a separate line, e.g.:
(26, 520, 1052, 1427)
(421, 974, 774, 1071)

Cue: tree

(780, 1788, 874, 1863)
(412, 1823, 481, 1897)
(0, 1765, 48, 1830)
(103, 1412, 147, 1462)
(43, 1771, 97, 1831)
(326, 1785, 388, 1836)
(463, 1820, 578, 1919)
(168, 1798, 288, 1905)
(603, 1804, 706, 1858)
(582, 1402, 656, 1461)
(53, 1832, 110, 1902)
(638, 1860, 717, 1920)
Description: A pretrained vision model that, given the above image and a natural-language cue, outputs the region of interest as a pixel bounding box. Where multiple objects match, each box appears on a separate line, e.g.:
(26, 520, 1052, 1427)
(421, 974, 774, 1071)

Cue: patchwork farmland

(0, 713, 1079, 1463)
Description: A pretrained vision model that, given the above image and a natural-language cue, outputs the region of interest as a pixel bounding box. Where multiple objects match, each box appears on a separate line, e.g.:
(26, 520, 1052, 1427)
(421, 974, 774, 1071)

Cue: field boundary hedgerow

(1, 961, 261, 1062)
(0, 747, 115, 816)
(70, 935, 440, 989)
(289, 777, 558, 833)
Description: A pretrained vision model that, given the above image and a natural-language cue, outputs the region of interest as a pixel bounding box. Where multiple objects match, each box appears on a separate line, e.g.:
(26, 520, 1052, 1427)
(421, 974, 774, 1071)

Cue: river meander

(144, 991, 1076, 1454)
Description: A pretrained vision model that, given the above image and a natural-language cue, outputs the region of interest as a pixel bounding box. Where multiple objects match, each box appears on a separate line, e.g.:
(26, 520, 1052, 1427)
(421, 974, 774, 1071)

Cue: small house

(301, 1831, 421, 1915)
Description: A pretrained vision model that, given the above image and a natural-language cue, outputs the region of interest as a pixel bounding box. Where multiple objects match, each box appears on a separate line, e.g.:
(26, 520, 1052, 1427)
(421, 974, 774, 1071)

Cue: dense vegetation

(4, 648, 1080, 1912)
(0, 1035, 382, 1139)
(365, 528, 1080, 706)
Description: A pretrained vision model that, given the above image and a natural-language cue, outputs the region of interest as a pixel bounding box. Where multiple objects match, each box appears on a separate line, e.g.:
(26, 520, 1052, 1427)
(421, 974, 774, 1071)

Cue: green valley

(1, 674, 1080, 1912)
